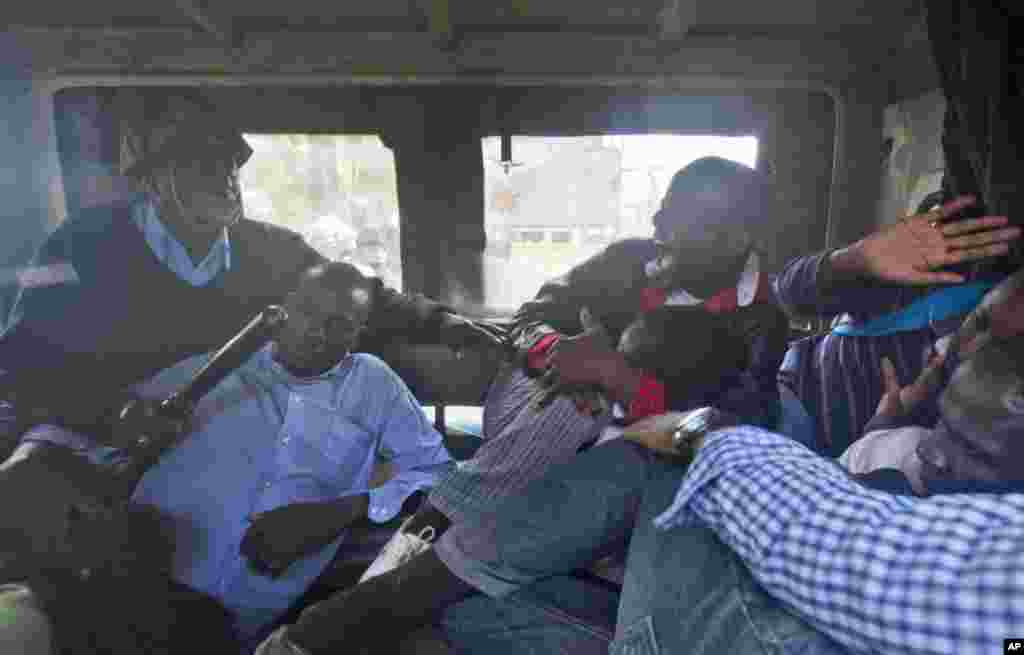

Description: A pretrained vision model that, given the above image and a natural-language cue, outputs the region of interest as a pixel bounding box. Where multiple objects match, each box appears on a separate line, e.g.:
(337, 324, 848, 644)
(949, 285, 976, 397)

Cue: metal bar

(172, 0, 235, 42)
(434, 404, 447, 435)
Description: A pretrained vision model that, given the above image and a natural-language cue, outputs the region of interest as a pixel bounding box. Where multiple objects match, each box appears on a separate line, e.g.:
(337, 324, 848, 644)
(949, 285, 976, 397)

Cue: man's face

(151, 135, 245, 235)
(275, 277, 372, 376)
(916, 340, 1024, 484)
(956, 269, 1024, 360)
(649, 186, 753, 289)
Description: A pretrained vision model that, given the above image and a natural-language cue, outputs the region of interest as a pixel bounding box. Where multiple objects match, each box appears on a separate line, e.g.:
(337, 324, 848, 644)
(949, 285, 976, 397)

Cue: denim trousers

(435, 439, 847, 655)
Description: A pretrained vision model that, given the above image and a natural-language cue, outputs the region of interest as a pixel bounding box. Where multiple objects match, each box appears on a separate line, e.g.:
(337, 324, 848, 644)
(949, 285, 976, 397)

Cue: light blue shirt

(127, 347, 451, 639)
(131, 198, 232, 287)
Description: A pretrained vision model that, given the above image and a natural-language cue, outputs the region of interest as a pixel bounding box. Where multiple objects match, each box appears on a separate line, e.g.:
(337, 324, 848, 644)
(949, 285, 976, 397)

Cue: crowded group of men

(0, 74, 1023, 655)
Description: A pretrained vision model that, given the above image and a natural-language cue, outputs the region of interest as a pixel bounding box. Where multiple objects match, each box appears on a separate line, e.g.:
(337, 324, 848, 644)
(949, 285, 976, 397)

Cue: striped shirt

(428, 362, 608, 524)
(774, 251, 966, 456)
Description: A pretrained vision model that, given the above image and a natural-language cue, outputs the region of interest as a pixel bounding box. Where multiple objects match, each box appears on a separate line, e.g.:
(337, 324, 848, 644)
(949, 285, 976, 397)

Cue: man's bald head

(275, 263, 376, 376)
(917, 335, 1024, 487)
(650, 157, 772, 293)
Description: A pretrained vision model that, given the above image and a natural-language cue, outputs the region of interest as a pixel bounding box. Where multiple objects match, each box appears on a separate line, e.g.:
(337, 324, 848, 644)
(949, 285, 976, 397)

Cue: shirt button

(264, 481, 272, 489)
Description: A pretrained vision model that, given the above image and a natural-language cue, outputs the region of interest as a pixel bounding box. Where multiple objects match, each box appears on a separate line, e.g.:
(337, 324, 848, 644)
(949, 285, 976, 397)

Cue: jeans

(441, 576, 617, 655)
(436, 439, 848, 655)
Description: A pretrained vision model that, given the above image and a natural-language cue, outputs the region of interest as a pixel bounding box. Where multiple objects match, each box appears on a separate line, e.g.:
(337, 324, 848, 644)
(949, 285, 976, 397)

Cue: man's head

(956, 266, 1024, 360)
(117, 90, 252, 238)
(618, 306, 749, 396)
(274, 263, 375, 377)
(649, 157, 770, 290)
(916, 336, 1024, 485)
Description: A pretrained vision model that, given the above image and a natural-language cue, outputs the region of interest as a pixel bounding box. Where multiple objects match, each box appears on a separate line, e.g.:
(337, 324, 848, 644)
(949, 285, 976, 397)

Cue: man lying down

(0, 261, 452, 653)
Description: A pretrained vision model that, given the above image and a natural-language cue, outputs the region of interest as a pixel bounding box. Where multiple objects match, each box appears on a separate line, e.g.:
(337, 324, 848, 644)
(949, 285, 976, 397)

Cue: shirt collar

(260, 344, 352, 387)
(131, 198, 232, 287)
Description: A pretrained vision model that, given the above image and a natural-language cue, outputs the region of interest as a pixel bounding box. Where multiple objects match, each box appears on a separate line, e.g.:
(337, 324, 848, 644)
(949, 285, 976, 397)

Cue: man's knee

(440, 577, 615, 655)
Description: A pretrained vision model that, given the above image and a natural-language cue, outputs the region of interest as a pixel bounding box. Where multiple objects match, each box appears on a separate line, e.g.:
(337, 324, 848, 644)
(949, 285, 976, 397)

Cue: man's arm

(360, 279, 505, 353)
(655, 426, 1024, 655)
(366, 361, 453, 524)
(774, 196, 1019, 321)
(514, 238, 656, 337)
(772, 250, 910, 320)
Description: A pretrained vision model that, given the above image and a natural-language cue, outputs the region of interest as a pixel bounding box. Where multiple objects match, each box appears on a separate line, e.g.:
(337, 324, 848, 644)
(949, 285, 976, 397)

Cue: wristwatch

(672, 407, 741, 455)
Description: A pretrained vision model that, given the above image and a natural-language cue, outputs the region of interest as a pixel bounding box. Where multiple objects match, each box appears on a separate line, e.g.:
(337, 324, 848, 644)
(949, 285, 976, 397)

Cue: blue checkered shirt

(655, 426, 1024, 655)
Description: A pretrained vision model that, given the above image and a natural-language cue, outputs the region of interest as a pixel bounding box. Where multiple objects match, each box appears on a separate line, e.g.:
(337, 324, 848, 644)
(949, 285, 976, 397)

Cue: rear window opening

(481, 134, 759, 311)
(239, 134, 403, 291)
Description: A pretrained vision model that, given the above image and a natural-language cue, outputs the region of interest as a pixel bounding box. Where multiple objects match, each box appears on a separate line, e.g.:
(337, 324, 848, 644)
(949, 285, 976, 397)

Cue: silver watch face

(673, 407, 721, 451)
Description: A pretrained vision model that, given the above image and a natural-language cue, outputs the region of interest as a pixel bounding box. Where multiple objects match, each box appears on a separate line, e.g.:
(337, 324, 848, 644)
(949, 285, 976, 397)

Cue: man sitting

(5, 262, 453, 648)
(255, 304, 764, 654)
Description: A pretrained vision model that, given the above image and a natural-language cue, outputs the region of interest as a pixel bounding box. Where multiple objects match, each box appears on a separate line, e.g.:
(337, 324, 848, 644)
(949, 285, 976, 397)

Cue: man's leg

(439, 441, 847, 655)
(276, 440, 656, 654)
(434, 439, 655, 596)
(612, 464, 848, 655)
(439, 575, 617, 655)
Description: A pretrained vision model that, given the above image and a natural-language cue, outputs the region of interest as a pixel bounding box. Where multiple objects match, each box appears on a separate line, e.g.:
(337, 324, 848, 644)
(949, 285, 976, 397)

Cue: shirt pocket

(279, 402, 376, 490)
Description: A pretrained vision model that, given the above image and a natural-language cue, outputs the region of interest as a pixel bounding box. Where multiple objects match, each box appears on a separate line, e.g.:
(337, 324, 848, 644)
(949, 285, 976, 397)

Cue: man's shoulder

(607, 236, 657, 251)
(46, 203, 134, 245)
(231, 218, 324, 270)
(233, 218, 310, 249)
(347, 353, 408, 389)
(348, 352, 396, 375)
(588, 237, 657, 263)
(29, 204, 136, 271)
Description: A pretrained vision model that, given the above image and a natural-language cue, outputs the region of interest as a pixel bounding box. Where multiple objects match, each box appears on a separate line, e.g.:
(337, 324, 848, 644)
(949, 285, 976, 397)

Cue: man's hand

(512, 294, 564, 331)
(544, 308, 642, 405)
(623, 407, 740, 458)
(831, 195, 1019, 286)
(106, 396, 191, 455)
(874, 350, 947, 421)
(241, 496, 369, 578)
(438, 315, 506, 355)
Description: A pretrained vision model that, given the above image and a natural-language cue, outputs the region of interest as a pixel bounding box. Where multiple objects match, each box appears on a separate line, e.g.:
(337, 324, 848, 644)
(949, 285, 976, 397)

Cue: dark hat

(116, 89, 253, 179)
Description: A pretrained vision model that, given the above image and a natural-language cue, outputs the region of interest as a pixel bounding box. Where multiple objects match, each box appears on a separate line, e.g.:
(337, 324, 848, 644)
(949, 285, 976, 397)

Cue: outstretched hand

(837, 195, 1019, 285)
(874, 349, 948, 421)
(107, 396, 191, 454)
(439, 315, 506, 355)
